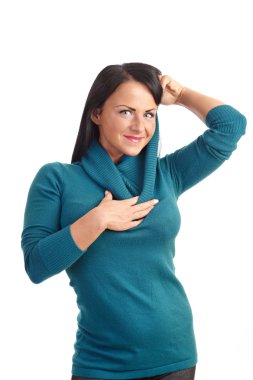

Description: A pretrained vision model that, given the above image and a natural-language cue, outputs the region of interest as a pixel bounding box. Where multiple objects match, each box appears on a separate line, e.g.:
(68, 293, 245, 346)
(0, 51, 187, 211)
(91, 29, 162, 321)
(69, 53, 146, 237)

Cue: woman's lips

(124, 136, 144, 143)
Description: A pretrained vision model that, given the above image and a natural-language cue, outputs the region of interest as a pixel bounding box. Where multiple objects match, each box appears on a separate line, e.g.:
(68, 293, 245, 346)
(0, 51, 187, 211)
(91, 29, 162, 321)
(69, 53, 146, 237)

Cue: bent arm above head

(160, 75, 230, 122)
(161, 104, 247, 197)
(159, 75, 247, 196)
(21, 162, 105, 284)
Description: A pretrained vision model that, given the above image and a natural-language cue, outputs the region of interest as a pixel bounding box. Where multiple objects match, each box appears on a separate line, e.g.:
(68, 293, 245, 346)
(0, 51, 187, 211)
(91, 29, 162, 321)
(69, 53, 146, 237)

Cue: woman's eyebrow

(115, 105, 157, 112)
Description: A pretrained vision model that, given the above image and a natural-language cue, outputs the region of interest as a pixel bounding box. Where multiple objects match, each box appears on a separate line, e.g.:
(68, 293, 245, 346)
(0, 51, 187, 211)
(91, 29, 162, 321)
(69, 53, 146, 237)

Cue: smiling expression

(91, 80, 158, 164)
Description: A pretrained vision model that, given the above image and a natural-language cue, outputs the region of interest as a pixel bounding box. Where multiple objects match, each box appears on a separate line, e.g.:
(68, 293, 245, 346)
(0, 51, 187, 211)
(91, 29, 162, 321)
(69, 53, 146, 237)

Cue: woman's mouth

(124, 136, 144, 143)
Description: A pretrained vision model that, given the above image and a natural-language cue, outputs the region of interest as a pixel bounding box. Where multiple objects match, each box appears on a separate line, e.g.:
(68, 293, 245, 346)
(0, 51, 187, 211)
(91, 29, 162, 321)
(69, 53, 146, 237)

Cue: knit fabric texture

(21, 105, 246, 379)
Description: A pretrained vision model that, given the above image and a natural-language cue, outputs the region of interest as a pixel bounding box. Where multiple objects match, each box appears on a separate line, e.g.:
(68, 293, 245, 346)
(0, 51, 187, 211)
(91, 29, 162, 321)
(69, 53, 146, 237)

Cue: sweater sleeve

(160, 104, 247, 197)
(21, 162, 87, 284)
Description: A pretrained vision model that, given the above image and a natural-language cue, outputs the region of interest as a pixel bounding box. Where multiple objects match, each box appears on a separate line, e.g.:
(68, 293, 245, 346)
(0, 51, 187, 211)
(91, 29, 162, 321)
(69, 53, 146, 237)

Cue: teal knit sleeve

(161, 104, 247, 197)
(21, 162, 87, 284)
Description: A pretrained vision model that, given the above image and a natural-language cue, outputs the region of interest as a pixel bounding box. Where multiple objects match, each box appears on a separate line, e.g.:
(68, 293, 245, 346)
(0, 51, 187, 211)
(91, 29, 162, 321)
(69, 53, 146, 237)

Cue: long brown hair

(71, 62, 163, 163)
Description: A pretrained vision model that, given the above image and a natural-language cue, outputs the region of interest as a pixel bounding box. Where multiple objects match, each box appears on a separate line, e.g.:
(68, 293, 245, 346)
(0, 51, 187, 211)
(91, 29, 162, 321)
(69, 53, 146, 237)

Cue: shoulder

(34, 161, 64, 182)
(35, 161, 82, 178)
(26, 161, 86, 203)
(32, 161, 85, 188)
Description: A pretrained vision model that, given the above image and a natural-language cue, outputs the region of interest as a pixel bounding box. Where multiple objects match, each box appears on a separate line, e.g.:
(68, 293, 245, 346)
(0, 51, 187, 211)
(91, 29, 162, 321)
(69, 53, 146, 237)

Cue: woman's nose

(131, 115, 145, 131)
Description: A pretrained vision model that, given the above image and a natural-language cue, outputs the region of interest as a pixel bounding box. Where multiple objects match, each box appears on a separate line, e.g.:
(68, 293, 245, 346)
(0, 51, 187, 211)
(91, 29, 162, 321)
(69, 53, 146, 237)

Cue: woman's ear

(91, 108, 102, 125)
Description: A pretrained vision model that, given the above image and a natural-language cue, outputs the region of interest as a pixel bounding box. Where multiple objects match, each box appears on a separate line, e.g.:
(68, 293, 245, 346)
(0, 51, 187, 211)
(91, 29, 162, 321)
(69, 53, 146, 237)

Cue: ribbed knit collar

(80, 114, 160, 205)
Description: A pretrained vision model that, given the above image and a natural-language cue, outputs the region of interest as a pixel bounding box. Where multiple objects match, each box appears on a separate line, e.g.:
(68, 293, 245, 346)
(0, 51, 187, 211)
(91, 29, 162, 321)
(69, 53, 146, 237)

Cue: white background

(1, 1, 252, 379)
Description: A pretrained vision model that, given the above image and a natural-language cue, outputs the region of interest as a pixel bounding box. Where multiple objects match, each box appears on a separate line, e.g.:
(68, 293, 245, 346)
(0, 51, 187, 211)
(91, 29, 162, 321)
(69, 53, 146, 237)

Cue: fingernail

(153, 199, 159, 204)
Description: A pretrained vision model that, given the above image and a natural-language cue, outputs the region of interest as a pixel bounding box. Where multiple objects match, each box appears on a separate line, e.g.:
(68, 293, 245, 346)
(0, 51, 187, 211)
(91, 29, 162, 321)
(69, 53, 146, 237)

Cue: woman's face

(91, 80, 158, 164)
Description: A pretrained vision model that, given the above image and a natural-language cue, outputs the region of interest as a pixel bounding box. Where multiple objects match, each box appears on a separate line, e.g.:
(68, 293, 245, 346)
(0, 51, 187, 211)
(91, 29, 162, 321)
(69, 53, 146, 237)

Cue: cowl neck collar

(80, 114, 160, 205)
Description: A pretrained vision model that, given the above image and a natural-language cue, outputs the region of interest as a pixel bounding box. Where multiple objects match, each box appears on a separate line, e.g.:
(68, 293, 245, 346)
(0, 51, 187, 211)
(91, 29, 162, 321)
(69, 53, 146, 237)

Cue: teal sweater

(21, 105, 246, 379)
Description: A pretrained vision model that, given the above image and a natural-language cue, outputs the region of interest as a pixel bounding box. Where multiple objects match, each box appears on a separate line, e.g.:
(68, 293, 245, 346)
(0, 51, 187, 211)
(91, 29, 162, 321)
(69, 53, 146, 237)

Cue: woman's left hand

(159, 75, 185, 106)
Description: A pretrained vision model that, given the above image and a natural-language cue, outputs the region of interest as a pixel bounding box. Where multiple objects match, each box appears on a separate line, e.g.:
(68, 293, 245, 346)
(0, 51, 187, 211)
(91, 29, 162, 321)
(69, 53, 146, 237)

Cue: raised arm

(159, 76, 247, 197)
(160, 74, 225, 121)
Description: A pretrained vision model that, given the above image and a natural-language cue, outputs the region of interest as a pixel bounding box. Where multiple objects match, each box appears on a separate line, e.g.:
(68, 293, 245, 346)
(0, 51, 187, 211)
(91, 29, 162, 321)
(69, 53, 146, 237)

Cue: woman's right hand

(96, 191, 159, 231)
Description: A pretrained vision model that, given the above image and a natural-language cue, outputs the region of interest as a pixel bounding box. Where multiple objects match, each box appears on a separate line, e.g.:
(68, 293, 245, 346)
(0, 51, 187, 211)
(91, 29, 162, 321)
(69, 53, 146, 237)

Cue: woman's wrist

(174, 86, 186, 105)
(70, 207, 106, 251)
(93, 206, 108, 231)
(174, 87, 225, 122)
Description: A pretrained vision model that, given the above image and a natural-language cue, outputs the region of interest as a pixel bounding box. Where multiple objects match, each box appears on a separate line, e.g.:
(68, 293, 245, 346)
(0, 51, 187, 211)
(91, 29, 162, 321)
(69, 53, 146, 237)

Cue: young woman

(21, 62, 246, 380)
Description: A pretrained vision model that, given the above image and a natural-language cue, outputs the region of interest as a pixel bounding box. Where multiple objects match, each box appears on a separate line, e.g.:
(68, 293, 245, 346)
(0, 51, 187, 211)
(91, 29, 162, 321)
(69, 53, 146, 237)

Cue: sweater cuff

(38, 224, 86, 275)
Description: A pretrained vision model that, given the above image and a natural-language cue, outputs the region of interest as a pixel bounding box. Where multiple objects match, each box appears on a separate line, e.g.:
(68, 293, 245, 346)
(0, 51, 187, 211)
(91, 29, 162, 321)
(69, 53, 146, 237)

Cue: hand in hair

(159, 75, 185, 106)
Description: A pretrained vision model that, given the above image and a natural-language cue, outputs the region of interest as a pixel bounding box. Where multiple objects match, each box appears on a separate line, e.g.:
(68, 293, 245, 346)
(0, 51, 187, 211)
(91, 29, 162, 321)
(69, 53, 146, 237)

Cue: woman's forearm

(70, 207, 106, 251)
(175, 87, 225, 122)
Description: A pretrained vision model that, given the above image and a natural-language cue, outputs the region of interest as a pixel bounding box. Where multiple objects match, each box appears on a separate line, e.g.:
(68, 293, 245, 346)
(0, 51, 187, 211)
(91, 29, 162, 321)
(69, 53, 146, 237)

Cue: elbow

(23, 245, 52, 284)
(25, 262, 48, 284)
(26, 273, 44, 285)
(234, 113, 247, 136)
(202, 112, 247, 161)
(241, 113, 247, 133)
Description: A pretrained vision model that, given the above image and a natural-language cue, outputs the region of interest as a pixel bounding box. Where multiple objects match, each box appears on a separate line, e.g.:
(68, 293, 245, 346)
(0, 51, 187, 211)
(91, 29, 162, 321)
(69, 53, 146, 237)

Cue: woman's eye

(120, 110, 131, 116)
(145, 112, 154, 118)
